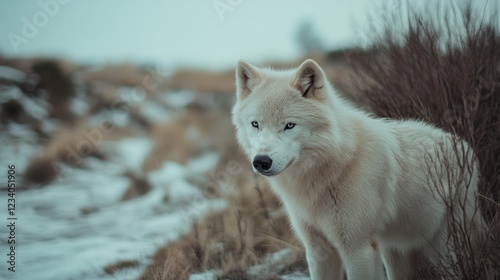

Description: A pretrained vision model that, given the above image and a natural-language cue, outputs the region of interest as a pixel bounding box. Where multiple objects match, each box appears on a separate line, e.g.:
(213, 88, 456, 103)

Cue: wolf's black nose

(253, 155, 273, 172)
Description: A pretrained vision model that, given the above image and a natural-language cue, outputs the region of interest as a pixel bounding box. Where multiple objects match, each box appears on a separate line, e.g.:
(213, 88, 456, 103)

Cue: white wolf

(231, 59, 484, 280)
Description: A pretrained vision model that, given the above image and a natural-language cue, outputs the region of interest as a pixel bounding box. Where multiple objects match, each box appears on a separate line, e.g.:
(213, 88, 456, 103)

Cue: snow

(0, 133, 226, 280)
(0, 124, 40, 178)
(161, 89, 197, 108)
(149, 161, 187, 186)
(40, 118, 60, 135)
(2, 123, 38, 141)
(0, 86, 49, 119)
(187, 152, 220, 174)
(188, 248, 310, 280)
(139, 100, 173, 123)
(103, 138, 152, 171)
(0, 66, 26, 81)
(189, 271, 218, 280)
(88, 109, 131, 128)
(70, 91, 89, 116)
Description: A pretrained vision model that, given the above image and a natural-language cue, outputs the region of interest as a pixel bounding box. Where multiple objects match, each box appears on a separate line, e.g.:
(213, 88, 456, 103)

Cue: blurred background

(1, 0, 379, 68)
(0, 1, 497, 280)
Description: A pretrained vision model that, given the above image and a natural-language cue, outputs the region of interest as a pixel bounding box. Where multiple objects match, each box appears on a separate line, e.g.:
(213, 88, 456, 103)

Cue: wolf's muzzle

(253, 155, 272, 172)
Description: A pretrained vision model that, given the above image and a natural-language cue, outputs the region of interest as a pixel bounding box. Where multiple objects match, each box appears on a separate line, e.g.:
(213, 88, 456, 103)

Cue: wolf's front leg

(305, 241, 343, 280)
(296, 224, 344, 280)
(343, 245, 384, 280)
(381, 248, 413, 280)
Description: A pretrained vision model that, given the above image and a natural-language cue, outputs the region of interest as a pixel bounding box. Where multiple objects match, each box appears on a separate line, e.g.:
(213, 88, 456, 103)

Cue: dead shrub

(32, 60, 75, 120)
(121, 171, 152, 201)
(351, 2, 500, 279)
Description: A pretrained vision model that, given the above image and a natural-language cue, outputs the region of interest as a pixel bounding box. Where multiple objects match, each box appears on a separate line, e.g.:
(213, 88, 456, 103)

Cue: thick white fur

(231, 59, 484, 280)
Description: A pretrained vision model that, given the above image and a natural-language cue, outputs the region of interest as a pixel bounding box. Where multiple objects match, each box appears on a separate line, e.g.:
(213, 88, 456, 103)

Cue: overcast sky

(0, 0, 495, 70)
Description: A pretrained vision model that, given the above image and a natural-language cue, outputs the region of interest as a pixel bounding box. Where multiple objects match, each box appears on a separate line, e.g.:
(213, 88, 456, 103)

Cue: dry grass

(23, 155, 59, 185)
(83, 64, 152, 88)
(32, 60, 76, 120)
(104, 260, 140, 275)
(121, 171, 152, 201)
(162, 53, 365, 105)
(143, 104, 236, 172)
(141, 174, 304, 280)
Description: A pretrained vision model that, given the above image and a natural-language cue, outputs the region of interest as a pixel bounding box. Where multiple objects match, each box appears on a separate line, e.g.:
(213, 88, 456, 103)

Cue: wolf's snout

(253, 155, 272, 172)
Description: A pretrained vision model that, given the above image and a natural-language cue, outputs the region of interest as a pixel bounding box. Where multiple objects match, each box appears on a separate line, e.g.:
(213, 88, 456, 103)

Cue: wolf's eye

(284, 123, 296, 130)
(251, 121, 259, 128)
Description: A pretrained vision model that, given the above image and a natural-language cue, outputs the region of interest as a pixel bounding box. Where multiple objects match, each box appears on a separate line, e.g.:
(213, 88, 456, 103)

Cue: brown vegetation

(164, 54, 367, 107)
(142, 104, 237, 172)
(23, 155, 59, 185)
(23, 123, 135, 186)
(84, 64, 153, 88)
(141, 175, 304, 280)
(121, 171, 152, 201)
(32, 60, 76, 120)
(350, 3, 500, 279)
(104, 260, 140, 275)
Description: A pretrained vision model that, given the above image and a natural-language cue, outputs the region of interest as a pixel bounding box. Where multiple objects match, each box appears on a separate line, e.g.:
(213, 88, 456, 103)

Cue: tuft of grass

(104, 260, 140, 275)
(32, 60, 75, 121)
(121, 171, 152, 201)
(23, 155, 59, 185)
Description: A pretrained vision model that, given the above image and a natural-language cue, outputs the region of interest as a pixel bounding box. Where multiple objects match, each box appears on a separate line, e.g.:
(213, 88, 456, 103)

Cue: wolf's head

(232, 59, 337, 177)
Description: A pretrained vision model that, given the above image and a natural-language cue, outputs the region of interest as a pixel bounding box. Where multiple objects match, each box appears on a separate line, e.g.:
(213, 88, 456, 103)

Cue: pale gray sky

(0, 0, 494, 69)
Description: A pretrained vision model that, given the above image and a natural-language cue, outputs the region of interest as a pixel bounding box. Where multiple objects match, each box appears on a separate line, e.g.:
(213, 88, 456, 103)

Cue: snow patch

(103, 137, 152, 171)
(71, 93, 89, 116)
(162, 90, 196, 108)
(0, 65, 26, 81)
(189, 271, 217, 280)
(88, 109, 131, 128)
(0, 86, 49, 119)
(139, 100, 173, 123)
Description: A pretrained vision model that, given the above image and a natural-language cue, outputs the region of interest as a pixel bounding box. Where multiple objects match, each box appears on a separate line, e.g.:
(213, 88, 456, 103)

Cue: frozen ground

(0, 78, 227, 279)
(0, 128, 226, 280)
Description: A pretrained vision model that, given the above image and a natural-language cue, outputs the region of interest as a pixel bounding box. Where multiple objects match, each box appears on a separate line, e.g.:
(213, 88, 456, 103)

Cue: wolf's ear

(293, 59, 327, 101)
(235, 60, 261, 100)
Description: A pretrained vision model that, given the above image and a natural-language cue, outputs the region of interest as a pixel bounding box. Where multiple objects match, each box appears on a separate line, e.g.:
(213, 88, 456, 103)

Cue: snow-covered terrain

(0, 67, 229, 279)
(0, 126, 226, 280)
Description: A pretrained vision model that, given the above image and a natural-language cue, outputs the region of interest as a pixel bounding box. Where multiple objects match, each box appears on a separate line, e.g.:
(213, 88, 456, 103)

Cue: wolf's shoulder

(386, 119, 448, 137)
(384, 118, 459, 156)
